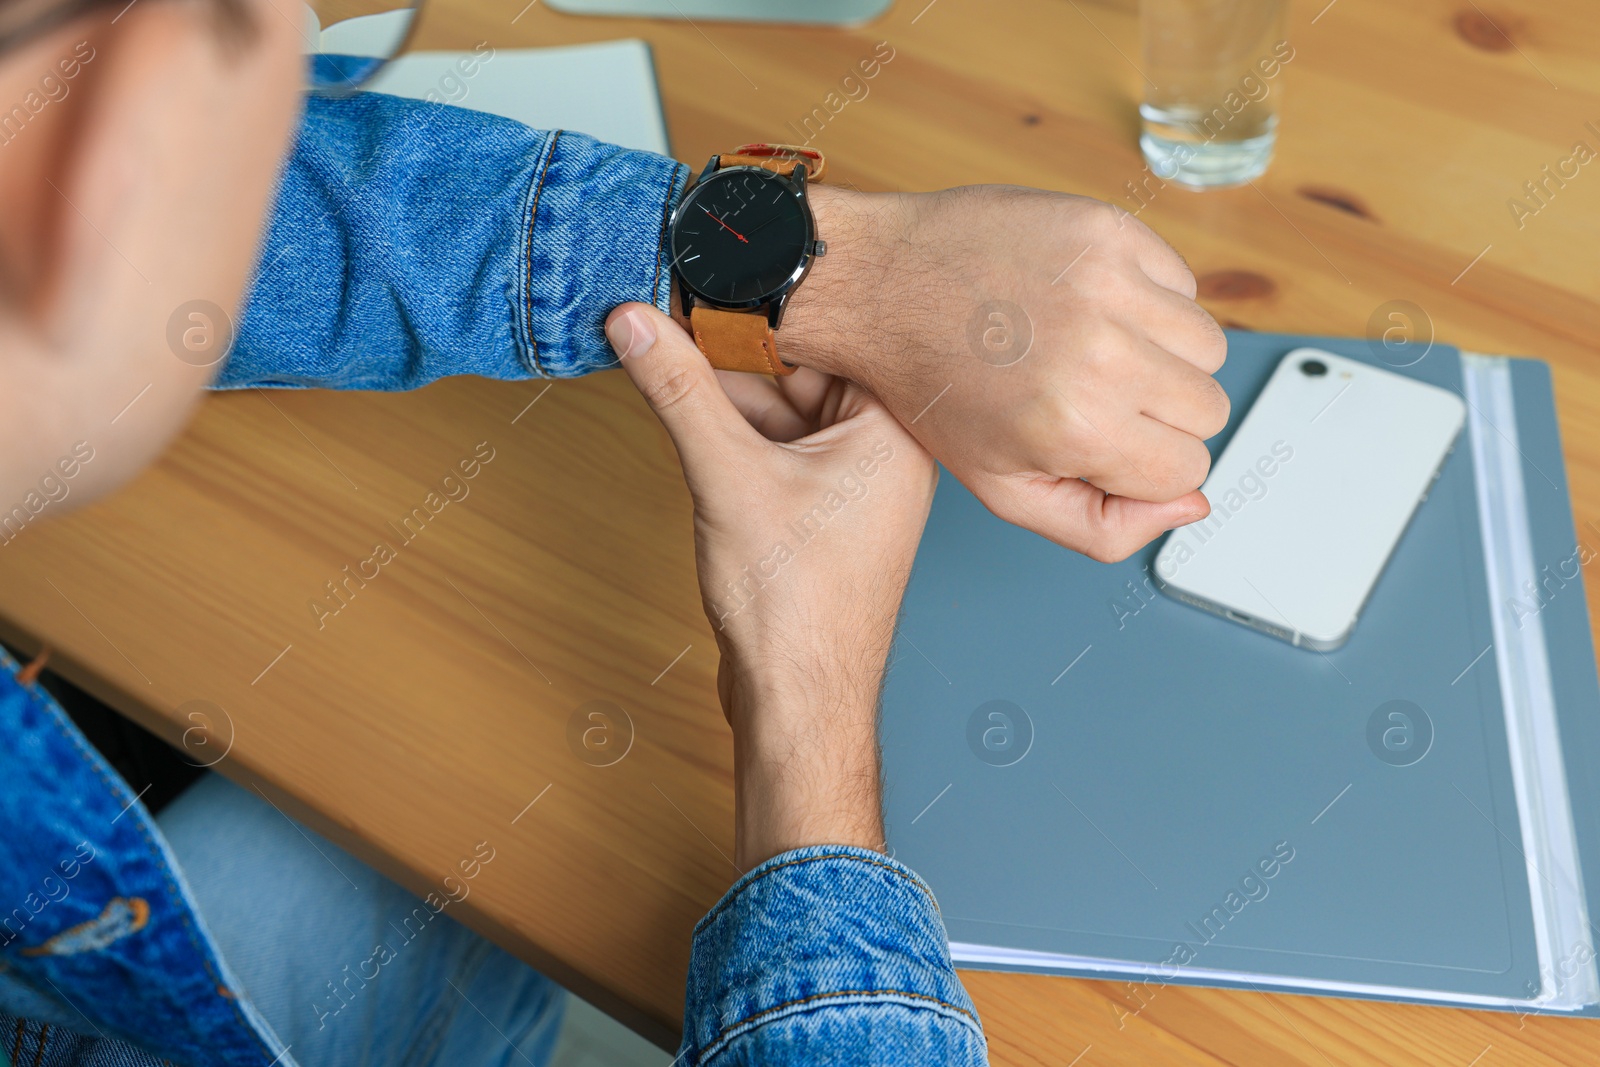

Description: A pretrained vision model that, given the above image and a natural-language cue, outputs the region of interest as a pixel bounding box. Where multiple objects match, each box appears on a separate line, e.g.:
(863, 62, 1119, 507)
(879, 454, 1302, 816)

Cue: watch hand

(744, 213, 790, 239)
(702, 208, 748, 243)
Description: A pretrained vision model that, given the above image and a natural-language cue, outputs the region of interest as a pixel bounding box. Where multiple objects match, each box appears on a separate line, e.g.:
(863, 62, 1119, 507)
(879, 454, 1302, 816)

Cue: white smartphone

(1154, 347, 1467, 651)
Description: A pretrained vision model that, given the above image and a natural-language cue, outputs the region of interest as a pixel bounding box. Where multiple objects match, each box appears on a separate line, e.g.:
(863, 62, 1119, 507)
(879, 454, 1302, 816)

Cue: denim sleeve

(219, 94, 690, 390)
(680, 846, 988, 1066)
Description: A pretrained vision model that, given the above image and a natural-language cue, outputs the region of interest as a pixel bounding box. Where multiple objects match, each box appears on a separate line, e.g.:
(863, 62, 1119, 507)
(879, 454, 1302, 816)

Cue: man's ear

(0, 21, 96, 312)
(0, 0, 303, 329)
(0, 0, 304, 509)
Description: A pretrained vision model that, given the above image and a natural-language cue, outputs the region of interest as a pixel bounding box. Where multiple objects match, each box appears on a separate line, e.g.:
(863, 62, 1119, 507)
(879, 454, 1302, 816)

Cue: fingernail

(606, 309, 656, 360)
(1165, 511, 1204, 531)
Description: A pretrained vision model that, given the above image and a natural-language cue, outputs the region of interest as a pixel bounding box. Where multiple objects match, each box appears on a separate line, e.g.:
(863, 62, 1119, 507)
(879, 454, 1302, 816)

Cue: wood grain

(4, 0, 1600, 1061)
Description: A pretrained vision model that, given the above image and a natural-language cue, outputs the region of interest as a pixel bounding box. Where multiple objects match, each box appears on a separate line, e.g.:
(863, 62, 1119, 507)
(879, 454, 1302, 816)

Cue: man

(0, 0, 1223, 1061)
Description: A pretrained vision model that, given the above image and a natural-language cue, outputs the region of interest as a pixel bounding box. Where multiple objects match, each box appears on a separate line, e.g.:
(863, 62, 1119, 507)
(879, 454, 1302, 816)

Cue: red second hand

(702, 208, 748, 243)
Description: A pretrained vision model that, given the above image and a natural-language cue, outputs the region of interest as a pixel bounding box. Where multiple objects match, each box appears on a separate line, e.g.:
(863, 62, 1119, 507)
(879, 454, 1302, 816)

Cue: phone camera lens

(1300, 359, 1328, 377)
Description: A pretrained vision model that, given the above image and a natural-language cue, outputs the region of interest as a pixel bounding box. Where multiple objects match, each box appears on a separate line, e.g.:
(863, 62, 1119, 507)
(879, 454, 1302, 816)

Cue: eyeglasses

(0, 0, 427, 96)
(305, 0, 426, 96)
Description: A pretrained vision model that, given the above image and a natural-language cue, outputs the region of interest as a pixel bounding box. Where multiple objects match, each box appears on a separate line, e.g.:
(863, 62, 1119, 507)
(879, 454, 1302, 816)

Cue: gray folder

(881, 332, 1600, 1014)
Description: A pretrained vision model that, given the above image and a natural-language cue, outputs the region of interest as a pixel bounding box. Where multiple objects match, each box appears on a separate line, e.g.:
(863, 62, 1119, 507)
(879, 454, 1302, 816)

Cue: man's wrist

(727, 665, 888, 869)
(733, 723, 886, 869)
(780, 184, 904, 380)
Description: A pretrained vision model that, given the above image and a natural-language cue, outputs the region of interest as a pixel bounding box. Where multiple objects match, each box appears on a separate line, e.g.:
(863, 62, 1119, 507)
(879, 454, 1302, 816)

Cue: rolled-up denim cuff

(518, 131, 689, 378)
(225, 97, 688, 392)
(681, 845, 983, 1064)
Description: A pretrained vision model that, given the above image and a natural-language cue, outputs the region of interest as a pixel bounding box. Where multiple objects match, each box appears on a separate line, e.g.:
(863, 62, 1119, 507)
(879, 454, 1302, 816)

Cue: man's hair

(0, 0, 258, 61)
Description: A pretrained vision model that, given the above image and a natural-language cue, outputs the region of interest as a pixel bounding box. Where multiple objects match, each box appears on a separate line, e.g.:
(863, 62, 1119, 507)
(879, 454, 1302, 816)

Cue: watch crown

(813, 240, 827, 256)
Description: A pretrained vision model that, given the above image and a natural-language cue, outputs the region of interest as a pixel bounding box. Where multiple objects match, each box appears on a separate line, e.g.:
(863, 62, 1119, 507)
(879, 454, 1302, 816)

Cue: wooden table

(5, 0, 1600, 1062)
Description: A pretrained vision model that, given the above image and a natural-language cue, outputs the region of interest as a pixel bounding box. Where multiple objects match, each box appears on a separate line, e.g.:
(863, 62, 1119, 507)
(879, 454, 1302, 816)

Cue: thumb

(979, 473, 1210, 563)
(606, 303, 760, 474)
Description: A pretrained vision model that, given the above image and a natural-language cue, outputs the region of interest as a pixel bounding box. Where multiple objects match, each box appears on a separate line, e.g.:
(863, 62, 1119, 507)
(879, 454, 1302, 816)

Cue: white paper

(318, 12, 670, 155)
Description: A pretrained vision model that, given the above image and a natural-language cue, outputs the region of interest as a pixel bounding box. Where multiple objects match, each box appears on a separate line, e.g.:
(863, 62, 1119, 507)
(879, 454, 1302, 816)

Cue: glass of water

(1139, 0, 1290, 188)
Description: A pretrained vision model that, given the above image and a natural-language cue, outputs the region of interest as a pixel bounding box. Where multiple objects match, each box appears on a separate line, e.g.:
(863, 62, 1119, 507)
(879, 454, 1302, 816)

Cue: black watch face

(671, 168, 810, 306)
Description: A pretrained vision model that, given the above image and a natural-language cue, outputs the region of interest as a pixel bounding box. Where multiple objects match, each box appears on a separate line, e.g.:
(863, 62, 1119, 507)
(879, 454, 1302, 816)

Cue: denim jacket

(220, 91, 681, 389)
(0, 93, 987, 1066)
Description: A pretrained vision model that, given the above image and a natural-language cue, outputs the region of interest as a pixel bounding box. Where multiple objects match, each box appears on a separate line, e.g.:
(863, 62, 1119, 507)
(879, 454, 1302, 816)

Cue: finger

(773, 365, 837, 423)
(1134, 341, 1231, 441)
(1118, 213, 1198, 298)
(713, 365, 839, 442)
(786, 383, 905, 453)
(979, 471, 1209, 563)
(1070, 412, 1213, 503)
(606, 303, 763, 473)
(1138, 282, 1228, 374)
(714, 370, 812, 441)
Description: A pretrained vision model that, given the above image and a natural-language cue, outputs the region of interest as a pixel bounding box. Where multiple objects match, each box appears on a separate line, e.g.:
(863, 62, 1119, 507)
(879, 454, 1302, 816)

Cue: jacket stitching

(523, 129, 564, 378)
(697, 852, 935, 932)
(28, 1021, 47, 1067)
(30, 677, 281, 1064)
(698, 988, 981, 1066)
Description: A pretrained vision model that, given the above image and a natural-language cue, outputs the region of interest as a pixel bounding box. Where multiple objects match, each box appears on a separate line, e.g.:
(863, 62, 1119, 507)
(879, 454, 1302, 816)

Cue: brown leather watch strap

(723, 143, 828, 182)
(690, 306, 793, 376)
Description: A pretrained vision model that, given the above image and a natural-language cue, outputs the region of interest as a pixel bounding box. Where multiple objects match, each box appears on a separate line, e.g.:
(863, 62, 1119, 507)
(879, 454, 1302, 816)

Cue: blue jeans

(157, 775, 566, 1067)
(0, 768, 564, 1067)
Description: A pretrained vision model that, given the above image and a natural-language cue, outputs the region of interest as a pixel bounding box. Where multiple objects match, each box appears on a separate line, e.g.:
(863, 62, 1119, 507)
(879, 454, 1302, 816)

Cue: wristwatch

(667, 143, 829, 376)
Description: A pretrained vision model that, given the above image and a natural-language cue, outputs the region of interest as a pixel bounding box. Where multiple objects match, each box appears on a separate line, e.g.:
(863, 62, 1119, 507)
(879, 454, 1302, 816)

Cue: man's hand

(606, 302, 935, 871)
(782, 184, 1229, 563)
